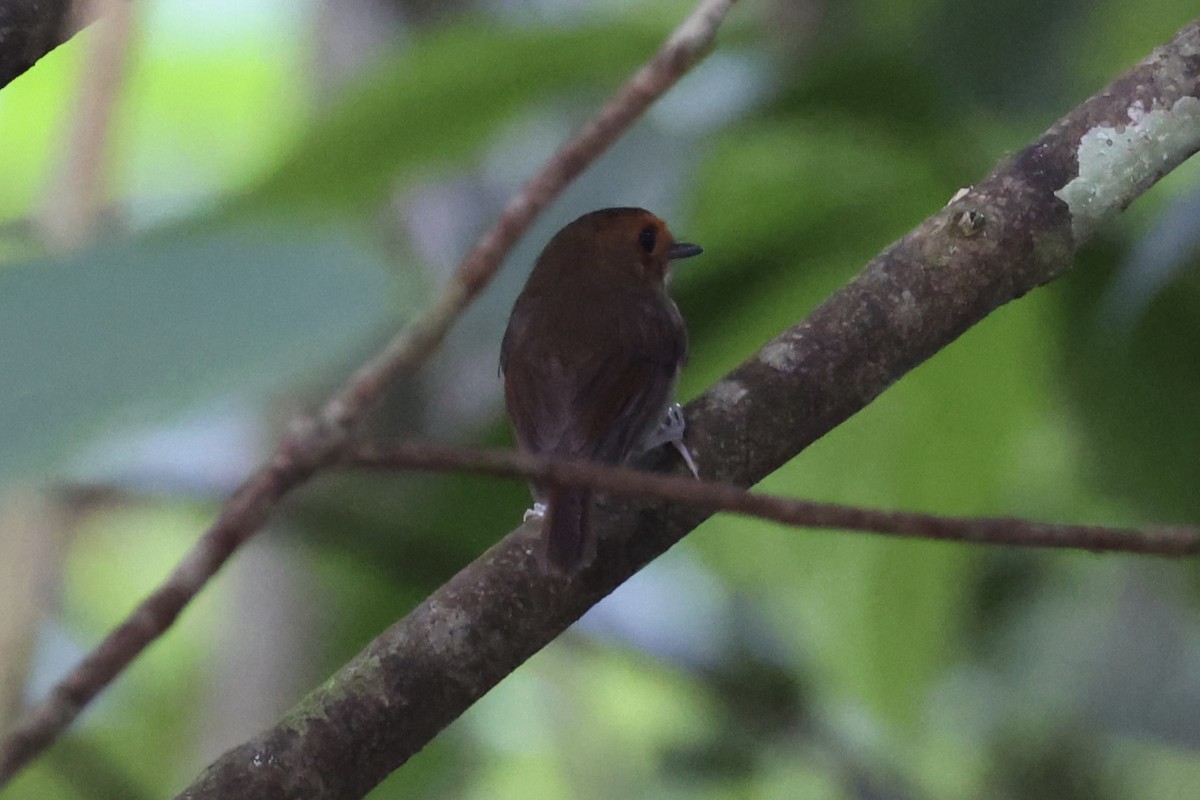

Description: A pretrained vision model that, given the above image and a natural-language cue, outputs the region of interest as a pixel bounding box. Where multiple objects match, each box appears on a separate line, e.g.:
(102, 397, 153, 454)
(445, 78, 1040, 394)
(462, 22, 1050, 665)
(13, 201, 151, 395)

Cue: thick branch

(0, 0, 119, 88)
(0, 0, 741, 787)
(175, 19, 1200, 800)
(349, 443, 1200, 556)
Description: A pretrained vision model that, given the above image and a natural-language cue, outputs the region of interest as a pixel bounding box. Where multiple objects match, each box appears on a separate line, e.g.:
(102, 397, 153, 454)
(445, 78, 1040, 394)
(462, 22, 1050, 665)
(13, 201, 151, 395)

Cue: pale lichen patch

(708, 379, 749, 408)
(1055, 95, 1200, 241)
(426, 601, 473, 657)
(890, 288, 924, 334)
(757, 337, 803, 373)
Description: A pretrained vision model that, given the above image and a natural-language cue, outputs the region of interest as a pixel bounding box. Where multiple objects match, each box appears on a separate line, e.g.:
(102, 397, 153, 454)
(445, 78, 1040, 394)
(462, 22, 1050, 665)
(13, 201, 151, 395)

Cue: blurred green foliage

(240, 22, 667, 213)
(3, 1, 1200, 799)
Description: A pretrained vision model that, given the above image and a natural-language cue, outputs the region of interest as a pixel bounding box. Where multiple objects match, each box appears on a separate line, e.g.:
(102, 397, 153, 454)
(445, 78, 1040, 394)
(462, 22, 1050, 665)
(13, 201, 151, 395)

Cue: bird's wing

(502, 292, 686, 462)
(566, 297, 686, 462)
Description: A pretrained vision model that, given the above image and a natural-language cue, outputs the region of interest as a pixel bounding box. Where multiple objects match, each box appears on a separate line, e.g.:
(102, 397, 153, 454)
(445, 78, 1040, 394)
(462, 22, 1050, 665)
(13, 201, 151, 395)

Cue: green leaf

(0, 223, 400, 483)
(690, 286, 1074, 731)
(1059, 249, 1200, 520)
(236, 21, 666, 213)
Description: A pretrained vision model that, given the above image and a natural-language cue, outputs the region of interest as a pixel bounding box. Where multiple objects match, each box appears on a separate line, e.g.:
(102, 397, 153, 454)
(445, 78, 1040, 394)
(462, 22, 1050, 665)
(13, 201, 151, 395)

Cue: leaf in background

(0, 7, 312, 228)
(0, 222, 401, 484)
(236, 21, 667, 214)
(1059, 246, 1200, 521)
(678, 113, 952, 394)
(690, 285, 1073, 731)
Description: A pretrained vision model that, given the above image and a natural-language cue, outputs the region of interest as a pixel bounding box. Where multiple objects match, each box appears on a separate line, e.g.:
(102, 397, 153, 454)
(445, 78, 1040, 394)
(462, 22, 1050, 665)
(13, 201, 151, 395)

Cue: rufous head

(534, 207, 702, 287)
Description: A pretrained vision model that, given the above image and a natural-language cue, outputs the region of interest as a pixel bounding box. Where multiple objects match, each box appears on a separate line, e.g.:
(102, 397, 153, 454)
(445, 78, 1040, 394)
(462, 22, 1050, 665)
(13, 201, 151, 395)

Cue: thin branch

(40, 0, 136, 248)
(323, 0, 738, 430)
(0, 0, 741, 787)
(0, 492, 68, 729)
(173, 19, 1200, 800)
(349, 443, 1200, 556)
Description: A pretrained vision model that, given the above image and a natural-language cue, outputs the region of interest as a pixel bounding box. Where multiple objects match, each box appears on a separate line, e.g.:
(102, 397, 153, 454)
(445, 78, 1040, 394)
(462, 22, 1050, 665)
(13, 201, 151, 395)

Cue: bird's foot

(672, 440, 701, 479)
(642, 403, 700, 479)
(523, 501, 548, 522)
(643, 403, 686, 450)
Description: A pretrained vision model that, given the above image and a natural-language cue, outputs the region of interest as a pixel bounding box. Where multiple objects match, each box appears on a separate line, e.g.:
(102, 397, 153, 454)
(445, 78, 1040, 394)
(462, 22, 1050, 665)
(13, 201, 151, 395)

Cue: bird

(500, 207, 702, 574)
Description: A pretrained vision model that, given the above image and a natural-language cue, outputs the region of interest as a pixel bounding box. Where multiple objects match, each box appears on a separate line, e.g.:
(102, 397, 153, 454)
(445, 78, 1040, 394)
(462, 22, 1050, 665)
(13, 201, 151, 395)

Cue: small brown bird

(500, 207, 702, 574)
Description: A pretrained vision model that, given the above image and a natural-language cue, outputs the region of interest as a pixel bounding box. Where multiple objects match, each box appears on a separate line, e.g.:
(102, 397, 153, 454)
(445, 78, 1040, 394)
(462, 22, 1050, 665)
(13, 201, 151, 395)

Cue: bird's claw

(672, 439, 701, 480)
(523, 501, 548, 522)
(643, 403, 686, 450)
(643, 402, 700, 479)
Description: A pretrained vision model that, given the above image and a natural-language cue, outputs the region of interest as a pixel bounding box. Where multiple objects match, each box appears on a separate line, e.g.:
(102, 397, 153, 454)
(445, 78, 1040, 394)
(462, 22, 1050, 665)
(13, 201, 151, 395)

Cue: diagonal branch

(0, 0, 126, 89)
(0, 0, 741, 786)
(174, 18, 1200, 800)
(349, 443, 1200, 556)
(0, 0, 73, 87)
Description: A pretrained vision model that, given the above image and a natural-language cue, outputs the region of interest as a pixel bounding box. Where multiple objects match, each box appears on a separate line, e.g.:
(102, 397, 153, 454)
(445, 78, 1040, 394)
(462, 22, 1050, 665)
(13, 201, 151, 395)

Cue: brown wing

(563, 292, 686, 463)
(502, 293, 684, 575)
(502, 289, 685, 464)
(501, 291, 574, 457)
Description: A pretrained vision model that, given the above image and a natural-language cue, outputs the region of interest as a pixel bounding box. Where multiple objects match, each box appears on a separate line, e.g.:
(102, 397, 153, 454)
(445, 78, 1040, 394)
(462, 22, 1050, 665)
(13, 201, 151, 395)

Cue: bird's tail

(542, 488, 593, 575)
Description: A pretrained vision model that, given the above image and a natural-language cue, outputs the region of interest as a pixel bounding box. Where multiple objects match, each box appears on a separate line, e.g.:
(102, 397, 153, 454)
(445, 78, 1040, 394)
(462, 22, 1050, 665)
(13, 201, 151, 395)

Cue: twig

(0, 492, 68, 729)
(324, 0, 738, 429)
(173, 19, 1200, 800)
(40, 0, 135, 248)
(350, 443, 1200, 556)
(0, 0, 740, 786)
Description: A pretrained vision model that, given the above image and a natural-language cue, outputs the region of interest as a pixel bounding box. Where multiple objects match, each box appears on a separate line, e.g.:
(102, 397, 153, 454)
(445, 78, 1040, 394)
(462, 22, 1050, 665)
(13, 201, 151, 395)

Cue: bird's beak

(667, 242, 703, 260)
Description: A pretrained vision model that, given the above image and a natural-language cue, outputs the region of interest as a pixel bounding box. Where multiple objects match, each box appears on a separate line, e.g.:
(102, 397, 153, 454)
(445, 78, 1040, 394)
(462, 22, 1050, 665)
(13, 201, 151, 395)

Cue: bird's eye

(638, 224, 658, 253)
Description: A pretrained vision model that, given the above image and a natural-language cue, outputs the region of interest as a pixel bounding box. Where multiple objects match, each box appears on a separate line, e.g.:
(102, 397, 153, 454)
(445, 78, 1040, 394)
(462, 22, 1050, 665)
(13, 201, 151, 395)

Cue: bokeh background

(2, 0, 1200, 797)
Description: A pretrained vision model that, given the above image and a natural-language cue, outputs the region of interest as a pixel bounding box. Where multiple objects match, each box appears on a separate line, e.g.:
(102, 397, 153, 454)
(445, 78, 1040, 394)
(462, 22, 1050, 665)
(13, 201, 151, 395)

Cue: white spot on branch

(709, 379, 749, 408)
(758, 338, 804, 373)
(1056, 95, 1200, 241)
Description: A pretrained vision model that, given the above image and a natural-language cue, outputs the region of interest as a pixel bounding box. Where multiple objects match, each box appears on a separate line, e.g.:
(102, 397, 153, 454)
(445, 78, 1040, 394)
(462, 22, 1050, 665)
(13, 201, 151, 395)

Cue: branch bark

(0, 0, 71, 87)
(0, 0, 118, 89)
(173, 18, 1200, 800)
(0, 0, 741, 787)
(349, 443, 1200, 556)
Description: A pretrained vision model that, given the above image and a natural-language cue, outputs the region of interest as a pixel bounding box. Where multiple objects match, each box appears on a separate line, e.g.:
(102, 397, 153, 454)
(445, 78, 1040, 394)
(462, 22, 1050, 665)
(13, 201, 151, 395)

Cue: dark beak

(667, 242, 703, 260)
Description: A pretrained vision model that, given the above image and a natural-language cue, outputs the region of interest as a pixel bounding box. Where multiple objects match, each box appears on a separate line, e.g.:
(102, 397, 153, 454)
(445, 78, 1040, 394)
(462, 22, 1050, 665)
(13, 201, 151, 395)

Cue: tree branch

(348, 443, 1200, 556)
(0, 0, 71, 87)
(0, 0, 742, 787)
(172, 18, 1200, 800)
(40, 0, 136, 248)
(0, 0, 120, 89)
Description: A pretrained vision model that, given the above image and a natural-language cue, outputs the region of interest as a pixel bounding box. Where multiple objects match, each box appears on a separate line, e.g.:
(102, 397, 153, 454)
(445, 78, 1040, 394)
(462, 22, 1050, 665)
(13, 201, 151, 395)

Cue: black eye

(638, 224, 658, 253)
